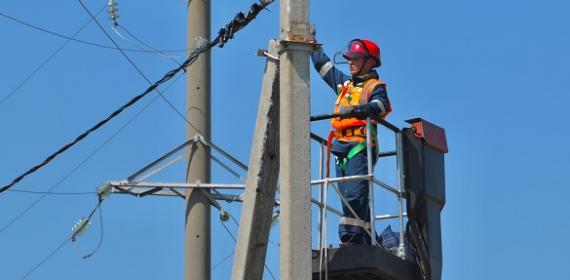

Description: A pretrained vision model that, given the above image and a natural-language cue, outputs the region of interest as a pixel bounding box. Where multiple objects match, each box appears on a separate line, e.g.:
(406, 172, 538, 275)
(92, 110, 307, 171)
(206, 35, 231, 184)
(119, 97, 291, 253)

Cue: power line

(222, 213, 277, 280)
(8, 189, 96, 196)
(21, 200, 104, 279)
(0, 5, 106, 107)
(0, 73, 183, 234)
(211, 251, 235, 272)
(21, 237, 71, 279)
(114, 23, 183, 65)
(0, 41, 202, 195)
(106, 1, 182, 64)
(0, 0, 275, 195)
(0, 11, 187, 54)
(80, 203, 104, 259)
(78, 0, 193, 135)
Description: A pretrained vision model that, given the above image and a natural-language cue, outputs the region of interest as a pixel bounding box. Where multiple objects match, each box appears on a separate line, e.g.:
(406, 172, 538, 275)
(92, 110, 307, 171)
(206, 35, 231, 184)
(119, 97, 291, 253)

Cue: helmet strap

(354, 57, 373, 77)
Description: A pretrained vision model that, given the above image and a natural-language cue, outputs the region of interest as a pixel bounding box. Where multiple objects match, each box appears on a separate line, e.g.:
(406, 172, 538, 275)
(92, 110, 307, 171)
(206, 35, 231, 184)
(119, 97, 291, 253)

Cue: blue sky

(1, 0, 569, 279)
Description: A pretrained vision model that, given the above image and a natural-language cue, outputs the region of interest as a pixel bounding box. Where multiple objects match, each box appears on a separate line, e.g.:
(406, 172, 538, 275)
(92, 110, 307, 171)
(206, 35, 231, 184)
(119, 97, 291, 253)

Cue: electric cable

(78, 0, 200, 148)
(114, 23, 183, 64)
(0, 0, 275, 195)
(71, 199, 103, 242)
(224, 212, 277, 280)
(21, 199, 104, 279)
(221, 219, 238, 243)
(105, 1, 182, 63)
(8, 189, 96, 196)
(87, 0, 195, 130)
(0, 11, 187, 54)
(210, 251, 235, 272)
(7, 2, 276, 278)
(78, 201, 105, 259)
(0, 5, 106, 107)
(21, 237, 71, 279)
(0, 74, 184, 234)
(0, 43, 201, 195)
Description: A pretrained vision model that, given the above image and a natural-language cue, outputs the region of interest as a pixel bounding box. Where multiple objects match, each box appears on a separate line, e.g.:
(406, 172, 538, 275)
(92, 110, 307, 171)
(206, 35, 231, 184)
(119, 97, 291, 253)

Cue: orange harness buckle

(333, 127, 366, 138)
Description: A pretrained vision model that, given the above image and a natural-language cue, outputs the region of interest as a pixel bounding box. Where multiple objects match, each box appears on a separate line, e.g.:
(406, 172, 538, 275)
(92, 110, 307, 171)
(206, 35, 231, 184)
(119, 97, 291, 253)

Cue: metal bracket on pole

(279, 38, 316, 52)
(256, 49, 279, 61)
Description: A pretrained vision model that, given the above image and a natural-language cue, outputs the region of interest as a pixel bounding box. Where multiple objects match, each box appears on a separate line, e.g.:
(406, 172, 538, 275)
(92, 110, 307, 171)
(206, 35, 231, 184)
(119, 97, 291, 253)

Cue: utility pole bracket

(256, 49, 279, 61)
(279, 38, 317, 52)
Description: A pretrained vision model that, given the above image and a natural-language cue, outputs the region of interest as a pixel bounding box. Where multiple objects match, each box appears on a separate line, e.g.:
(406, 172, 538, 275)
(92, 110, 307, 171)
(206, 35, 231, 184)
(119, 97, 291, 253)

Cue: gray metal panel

(425, 201, 443, 279)
(402, 128, 445, 214)
(423, 146, 446, 207)
(311, 246, 418, 280)
(402, 127, 445, 280)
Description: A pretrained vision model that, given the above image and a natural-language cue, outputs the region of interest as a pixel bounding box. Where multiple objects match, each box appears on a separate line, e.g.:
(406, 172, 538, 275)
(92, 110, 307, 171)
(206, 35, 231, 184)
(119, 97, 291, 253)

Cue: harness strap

(326, 131, 335, 178)
(326, 126, 379, 175)
(340, 216, 371, 229)
(337, 142, 367, 171)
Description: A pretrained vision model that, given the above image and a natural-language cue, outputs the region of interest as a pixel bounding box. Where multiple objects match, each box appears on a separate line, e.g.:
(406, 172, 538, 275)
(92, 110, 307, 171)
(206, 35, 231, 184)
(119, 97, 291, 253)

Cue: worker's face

(348, 57, 373, 76)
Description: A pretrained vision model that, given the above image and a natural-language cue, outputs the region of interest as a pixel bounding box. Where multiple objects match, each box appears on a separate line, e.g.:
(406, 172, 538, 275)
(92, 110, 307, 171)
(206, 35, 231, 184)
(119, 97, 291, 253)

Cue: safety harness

(325, 78, 387, 177)
(326, 127, 378, 176)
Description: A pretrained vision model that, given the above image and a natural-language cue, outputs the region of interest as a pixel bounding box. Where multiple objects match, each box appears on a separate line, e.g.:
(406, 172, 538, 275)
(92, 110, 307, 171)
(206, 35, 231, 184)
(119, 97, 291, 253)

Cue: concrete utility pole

(231, 40, 280, 280)
(279, 0, 312, 279)
(185, 0, 211, 279)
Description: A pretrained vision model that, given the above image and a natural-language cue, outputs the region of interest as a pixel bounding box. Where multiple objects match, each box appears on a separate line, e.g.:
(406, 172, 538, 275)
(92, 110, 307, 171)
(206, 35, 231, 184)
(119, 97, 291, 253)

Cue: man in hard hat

(311, 38, 392, 246)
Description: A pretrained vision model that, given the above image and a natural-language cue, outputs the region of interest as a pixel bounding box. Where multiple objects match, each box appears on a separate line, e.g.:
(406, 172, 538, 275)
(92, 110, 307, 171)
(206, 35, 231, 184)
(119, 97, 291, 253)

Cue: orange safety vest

(331, 78, 390, 143)
(325, 78, 390, 177)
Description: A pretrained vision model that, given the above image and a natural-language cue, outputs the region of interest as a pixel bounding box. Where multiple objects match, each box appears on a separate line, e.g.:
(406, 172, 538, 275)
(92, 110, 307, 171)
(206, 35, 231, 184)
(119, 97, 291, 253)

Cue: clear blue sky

(1, 0, 569, 279)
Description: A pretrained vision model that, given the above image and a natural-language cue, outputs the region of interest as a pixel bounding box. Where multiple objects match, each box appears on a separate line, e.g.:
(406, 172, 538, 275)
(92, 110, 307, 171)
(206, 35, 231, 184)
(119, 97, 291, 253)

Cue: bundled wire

(0, 77, 183, 234)
(215, 0, 274, 48)
(0, 0, 275, 195)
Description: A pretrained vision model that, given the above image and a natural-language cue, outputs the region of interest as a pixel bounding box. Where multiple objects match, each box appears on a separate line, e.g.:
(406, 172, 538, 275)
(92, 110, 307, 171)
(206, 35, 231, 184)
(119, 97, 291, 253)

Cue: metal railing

(310, 115, 408, 278)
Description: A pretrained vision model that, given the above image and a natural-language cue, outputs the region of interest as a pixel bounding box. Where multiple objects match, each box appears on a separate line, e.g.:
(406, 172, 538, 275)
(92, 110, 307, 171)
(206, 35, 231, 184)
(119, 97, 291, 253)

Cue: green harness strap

(336, 127, 379, 171)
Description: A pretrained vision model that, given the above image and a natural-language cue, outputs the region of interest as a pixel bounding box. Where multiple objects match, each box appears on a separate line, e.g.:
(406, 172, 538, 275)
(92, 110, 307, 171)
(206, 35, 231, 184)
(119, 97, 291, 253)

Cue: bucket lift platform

(310, 118, 447, 280)
(311, 245, 418, 280)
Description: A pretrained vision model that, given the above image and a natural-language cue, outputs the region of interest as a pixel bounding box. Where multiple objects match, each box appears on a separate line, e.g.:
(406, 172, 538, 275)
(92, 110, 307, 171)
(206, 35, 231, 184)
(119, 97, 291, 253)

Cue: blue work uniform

(311, 47, 390, 245)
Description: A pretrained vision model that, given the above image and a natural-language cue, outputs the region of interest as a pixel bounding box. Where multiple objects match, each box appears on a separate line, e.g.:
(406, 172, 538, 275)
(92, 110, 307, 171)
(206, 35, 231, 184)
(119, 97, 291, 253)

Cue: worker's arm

(343, 85, 390, 119)
(366, 85, 390, 117)
(311, 47, 350, 93)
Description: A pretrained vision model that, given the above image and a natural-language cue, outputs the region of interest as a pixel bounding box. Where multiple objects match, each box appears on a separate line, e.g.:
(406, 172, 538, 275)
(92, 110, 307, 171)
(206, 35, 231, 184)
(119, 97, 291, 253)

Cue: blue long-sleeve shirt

(311, 47, 390, 156)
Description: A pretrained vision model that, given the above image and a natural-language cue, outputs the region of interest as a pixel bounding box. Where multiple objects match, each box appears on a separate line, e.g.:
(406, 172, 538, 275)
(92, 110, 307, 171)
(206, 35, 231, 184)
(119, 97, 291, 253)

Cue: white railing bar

(375, 213, 408, 221)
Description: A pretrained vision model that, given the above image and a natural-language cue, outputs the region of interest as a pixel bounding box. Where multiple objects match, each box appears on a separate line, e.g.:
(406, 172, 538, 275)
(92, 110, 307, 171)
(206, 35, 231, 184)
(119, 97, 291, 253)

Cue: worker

(311, 35, 392, 246)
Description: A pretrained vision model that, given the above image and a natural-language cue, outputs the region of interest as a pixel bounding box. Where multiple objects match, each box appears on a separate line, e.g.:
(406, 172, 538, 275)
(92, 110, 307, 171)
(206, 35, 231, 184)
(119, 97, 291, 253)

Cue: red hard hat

(342, 39, 381, 67)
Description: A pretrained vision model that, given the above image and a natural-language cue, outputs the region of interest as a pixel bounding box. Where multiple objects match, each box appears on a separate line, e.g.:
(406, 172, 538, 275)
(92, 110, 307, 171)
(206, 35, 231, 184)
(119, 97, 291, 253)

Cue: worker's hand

(338, 106, 355, 118)
(352, 106, 370, 119)
(309, 23, 317, 44)
(339, 106, 369, 119)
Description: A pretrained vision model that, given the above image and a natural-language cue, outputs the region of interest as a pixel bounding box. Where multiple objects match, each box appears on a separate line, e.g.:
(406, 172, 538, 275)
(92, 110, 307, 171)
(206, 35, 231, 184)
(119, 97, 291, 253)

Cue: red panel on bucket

(405, 118, 448, 153)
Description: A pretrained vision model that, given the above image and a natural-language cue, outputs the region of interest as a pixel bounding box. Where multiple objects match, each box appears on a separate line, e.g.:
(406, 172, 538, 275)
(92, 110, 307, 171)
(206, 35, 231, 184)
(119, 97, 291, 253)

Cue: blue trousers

(336, 150, 376, 245)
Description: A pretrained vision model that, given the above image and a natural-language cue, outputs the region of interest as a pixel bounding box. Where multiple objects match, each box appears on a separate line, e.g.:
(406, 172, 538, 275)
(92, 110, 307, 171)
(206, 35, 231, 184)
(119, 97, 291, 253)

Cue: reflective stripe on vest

(339, 216, 370, 229)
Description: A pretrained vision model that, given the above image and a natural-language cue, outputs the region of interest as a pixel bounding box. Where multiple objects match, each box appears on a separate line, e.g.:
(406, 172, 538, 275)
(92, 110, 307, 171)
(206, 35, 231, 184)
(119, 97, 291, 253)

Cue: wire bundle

(215, 0, 274, 48)
(0, 0, 276, 195)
